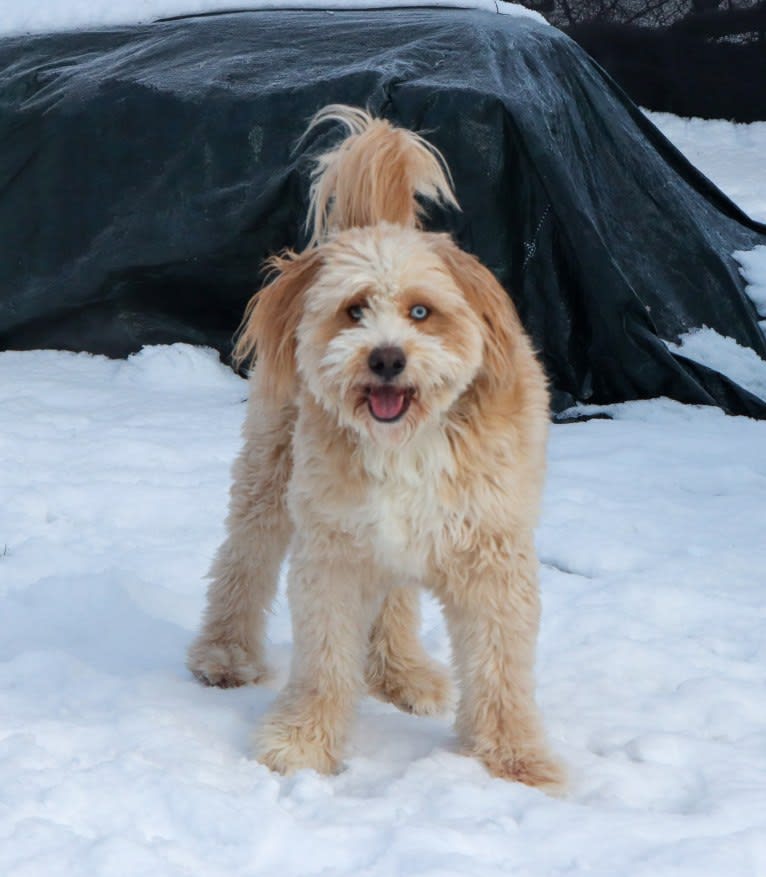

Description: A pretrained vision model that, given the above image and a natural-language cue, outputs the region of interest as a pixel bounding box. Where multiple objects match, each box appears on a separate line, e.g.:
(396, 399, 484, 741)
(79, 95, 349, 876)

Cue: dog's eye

(347, 304, 365, 322)
(409, 305, 430, 321)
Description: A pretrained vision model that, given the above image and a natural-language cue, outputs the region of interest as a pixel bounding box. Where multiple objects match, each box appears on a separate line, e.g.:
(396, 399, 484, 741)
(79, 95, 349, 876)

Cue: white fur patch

(355, 426, 456, 578)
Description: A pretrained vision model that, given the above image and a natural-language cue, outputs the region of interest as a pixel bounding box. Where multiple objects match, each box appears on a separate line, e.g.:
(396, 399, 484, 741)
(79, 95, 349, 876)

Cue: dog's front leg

(187, 395, 294, 688)
(255, 532, 379, 775)
(439, 532, 565, 793)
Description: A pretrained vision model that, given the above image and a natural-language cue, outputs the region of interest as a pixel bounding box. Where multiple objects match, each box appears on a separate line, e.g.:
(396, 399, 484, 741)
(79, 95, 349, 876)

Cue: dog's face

(236, 223, 521, 448)
(295, 225, 485, 445)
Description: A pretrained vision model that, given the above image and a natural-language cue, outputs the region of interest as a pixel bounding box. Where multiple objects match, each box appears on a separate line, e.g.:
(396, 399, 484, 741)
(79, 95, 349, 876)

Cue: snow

(2, 90, 766, 877)
(3, 346, 766, 876)
(665, 328, 766, 401)
(3, 343, 766, 877)
(0, 0, 544, 39)
(734, 245, 766, 336)
(647, 110, 766, 342)
(646, 113, 766, 225)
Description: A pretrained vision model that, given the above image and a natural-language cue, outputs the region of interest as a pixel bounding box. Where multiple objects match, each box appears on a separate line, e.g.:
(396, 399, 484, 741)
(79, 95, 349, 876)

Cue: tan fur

(366, 587, 454, 716)
(188, 106, 564, 793)
(305, 105, 458, 244)
(232, 249, 324, 404)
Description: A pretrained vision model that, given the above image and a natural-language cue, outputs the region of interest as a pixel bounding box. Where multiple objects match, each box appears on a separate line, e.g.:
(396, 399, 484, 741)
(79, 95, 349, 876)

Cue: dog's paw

(368, 659, 453, 716)
(254, 713, 340, 776)
(475, 743, 567, 795)
(186, 638, 268, 689)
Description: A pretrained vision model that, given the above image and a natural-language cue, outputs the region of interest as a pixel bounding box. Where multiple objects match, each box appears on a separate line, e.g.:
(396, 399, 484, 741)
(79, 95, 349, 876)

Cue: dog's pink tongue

(369, 387, 406, 420)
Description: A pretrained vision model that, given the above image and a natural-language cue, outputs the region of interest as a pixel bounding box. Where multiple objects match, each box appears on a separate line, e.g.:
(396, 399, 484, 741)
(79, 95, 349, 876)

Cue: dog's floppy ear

(233, 248, 323, 402)
(431, 236, 522, 393)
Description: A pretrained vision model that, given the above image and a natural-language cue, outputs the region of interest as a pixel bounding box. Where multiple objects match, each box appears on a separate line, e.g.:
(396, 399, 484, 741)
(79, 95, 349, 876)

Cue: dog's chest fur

(353, 429, 455, 580)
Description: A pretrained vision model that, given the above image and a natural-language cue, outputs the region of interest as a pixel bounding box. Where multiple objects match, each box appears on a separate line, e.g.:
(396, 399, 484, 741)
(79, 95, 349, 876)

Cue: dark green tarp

(1, 8, 765, 416)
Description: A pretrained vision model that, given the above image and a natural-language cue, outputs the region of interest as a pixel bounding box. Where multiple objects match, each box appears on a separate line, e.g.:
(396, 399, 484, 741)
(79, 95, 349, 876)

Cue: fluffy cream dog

(187, 106, 564, 792)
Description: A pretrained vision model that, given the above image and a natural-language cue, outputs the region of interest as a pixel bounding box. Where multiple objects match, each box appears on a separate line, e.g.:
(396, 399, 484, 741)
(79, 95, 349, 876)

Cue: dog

(187, 105, 564, 792)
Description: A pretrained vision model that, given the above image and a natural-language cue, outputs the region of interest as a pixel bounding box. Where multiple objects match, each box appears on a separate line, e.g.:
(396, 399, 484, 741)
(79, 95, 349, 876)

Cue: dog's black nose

(368, 346, 406, 381)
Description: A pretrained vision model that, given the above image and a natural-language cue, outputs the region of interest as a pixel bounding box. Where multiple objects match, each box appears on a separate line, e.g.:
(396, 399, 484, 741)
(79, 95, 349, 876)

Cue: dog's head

(236, 223, 521, 447)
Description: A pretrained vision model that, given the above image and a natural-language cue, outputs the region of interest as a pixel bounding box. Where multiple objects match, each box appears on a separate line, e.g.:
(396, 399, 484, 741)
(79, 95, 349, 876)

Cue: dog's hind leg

(365, 586, 452, 716)
(187, 394, 294, 688)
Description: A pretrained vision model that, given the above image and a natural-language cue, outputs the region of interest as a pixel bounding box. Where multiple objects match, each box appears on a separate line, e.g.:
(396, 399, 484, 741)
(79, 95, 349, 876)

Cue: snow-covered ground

(2, 86, 766, 877)
(647, 112, 766, 225)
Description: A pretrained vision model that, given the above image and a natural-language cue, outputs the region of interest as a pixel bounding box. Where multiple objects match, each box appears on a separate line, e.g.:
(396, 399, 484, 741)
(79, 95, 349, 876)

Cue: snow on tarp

(1, 7, 765, 417)
(735, 244, 766, 336)
(665, 327, 766, 403)
(1, 0, 544, 37)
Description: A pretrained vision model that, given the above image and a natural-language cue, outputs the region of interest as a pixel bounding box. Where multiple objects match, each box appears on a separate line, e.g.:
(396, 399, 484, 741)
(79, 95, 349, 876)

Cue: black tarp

(1, 7, 765, 416)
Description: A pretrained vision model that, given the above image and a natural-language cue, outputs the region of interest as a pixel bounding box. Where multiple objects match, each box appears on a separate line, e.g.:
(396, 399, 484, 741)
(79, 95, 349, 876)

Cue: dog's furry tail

(304, 105, 458, 244)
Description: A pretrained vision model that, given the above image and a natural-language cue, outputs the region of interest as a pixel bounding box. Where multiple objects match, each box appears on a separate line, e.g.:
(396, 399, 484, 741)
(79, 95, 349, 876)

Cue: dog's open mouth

(366, 386, 414, 423)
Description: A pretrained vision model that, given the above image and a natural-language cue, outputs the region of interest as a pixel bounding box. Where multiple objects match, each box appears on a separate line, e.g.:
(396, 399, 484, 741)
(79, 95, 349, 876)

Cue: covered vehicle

(1, 3, 765, 416)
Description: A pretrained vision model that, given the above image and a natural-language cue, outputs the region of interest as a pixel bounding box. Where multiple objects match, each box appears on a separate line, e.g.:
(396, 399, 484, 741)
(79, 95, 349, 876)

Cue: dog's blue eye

(348, 304, 365, 322)
(410, 305, 430, 321)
